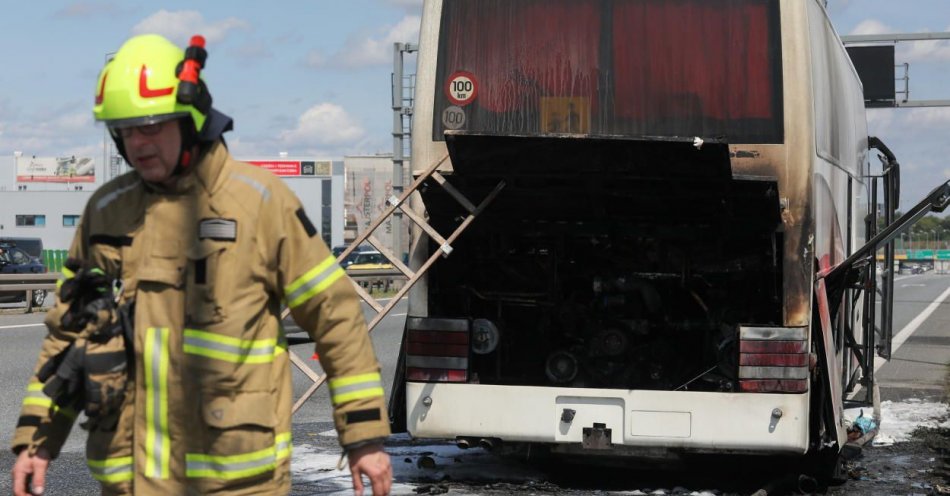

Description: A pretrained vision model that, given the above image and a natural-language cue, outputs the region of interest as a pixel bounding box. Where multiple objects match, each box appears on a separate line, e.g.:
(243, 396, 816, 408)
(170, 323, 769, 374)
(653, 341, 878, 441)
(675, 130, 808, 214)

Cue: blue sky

(827, 0, 950, 211)
(0, 0, 423, 161)
(0, 0, 947, 210)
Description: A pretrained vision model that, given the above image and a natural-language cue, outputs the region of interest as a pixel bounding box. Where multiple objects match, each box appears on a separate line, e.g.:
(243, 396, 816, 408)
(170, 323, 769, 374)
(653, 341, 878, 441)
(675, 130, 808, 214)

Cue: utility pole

(392, 42, 418, 262)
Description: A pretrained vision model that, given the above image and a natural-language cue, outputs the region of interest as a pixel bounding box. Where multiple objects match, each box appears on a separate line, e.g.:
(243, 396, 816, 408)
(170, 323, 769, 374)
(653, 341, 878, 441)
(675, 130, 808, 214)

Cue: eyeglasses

(115, 120, 167, 139)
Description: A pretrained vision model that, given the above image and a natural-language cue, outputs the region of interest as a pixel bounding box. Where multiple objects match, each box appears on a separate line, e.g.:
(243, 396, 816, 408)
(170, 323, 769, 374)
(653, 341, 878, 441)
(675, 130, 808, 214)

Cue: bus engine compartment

(418, 134, 785, 393)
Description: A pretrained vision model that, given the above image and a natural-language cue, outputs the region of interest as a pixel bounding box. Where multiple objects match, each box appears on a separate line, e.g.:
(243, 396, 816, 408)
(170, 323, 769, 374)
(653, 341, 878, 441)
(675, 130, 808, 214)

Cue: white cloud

(63, 143, 103, 159)
(850, 19, 892, 36)
(0, 101, 103, 157)
(900, 36, 950, 63)
(848, 20, 950, 63)
(52, 112, 93, 133)
(280, 103, 366, 148)
(866, 108, 896, 136)
(905, 107, 950, 126)
(232, 41, 273, 61)
(315, 15, 420, 69)
(304, 50, 328, 69)
(224, 136, 259, 158)
(864, 106, 950, 211)
(132, 10, 249, 45)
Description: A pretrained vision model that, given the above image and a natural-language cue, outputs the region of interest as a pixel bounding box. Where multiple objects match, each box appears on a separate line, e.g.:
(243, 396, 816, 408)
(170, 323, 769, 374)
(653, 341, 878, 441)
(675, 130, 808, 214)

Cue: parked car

(0, 243, 48, 306)
(332, 244, 377, 268)
(0, 237, 44, 259)
(346, 250, 393, 271)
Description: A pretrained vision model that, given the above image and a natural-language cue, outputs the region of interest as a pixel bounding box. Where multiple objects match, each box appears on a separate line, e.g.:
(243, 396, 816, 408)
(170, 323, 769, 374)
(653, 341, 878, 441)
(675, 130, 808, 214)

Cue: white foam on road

(295, 398, 950, 494)
(291, 443, 445, 495)
(876, 399, 950, 444)
(846, 398, 950, 446)
(291, 436, 737, 495)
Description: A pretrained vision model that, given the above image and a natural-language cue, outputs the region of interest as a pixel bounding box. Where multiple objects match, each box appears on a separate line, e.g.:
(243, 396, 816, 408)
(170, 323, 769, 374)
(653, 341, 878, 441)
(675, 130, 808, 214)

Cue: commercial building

(342, 154, 411, 259)
(0, 151, 345, 251)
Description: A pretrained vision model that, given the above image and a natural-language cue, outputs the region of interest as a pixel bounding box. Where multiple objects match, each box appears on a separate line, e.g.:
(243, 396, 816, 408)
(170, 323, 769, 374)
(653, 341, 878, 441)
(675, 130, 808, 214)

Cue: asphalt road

(0, 296, 409, 495)
(877, 272, 950, 402)
(0, 273, 946, 495)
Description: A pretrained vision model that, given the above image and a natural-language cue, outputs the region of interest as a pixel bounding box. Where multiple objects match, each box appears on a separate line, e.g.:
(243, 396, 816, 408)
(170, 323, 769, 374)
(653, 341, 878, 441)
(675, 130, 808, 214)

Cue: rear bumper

(406, 382, 810, 454)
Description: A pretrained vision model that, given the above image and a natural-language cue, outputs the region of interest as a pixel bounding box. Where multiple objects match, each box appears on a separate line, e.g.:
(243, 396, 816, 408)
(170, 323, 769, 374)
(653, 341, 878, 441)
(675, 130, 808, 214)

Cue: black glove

(36, 260, 132, 429)
(59, 258, 116, 333)
(40, 341, 87, 412)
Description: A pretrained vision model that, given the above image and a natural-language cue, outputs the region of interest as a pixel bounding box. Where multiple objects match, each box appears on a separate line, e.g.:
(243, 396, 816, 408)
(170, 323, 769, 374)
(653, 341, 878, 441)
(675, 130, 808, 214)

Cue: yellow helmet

(93, 34, 210, 133)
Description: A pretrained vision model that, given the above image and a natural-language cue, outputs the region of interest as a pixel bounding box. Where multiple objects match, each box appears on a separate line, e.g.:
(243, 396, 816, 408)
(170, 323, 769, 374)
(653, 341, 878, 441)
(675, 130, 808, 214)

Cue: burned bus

(388, 0, 949, 480)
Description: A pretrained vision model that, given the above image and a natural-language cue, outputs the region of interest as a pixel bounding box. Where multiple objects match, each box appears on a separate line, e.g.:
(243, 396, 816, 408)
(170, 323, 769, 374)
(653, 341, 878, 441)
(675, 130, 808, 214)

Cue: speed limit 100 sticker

(445, 71, 478, 106)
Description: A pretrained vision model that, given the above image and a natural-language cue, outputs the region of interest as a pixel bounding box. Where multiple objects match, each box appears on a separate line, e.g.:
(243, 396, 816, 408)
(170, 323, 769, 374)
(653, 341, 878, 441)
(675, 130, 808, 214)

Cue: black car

(0, 244, 48, 306)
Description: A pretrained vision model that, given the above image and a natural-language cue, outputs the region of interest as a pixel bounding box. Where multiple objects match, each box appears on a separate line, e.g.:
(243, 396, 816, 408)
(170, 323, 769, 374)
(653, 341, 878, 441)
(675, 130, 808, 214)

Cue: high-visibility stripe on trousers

(185, 432, 292, 480)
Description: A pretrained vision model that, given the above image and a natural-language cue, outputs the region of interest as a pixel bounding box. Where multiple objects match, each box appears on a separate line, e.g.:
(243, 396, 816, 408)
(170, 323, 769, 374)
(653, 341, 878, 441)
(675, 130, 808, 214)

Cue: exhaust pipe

(456, 438, 471, 450)
(751, 473, 819, 496)
(478, 438, 495, 451)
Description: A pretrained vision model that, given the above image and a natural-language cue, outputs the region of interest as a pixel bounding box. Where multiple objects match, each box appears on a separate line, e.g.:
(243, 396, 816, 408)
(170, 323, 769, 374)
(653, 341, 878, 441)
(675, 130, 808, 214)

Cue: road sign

(445, 71, 478, 106)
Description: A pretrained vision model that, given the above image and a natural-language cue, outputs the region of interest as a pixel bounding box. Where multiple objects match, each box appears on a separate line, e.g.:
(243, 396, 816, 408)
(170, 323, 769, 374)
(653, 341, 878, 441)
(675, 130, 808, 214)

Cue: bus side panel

(806, 0, 871, 450)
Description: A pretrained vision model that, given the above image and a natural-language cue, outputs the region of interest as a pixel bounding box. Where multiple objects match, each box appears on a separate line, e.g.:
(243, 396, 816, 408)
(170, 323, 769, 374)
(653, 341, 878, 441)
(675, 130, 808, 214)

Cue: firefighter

(10, 34, 392, 496)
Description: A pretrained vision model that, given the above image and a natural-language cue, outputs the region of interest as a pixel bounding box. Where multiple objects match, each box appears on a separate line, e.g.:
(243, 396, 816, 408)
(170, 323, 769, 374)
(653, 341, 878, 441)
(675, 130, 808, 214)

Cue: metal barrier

(0, 268, 400, 314)
(345, 267, 402, 291)
(0, 273, 58, 313)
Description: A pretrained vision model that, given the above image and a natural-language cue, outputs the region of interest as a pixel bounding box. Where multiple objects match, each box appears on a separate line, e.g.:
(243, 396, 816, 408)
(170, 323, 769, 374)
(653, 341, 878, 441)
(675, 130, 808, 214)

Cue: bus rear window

(433, 0, 783, 143)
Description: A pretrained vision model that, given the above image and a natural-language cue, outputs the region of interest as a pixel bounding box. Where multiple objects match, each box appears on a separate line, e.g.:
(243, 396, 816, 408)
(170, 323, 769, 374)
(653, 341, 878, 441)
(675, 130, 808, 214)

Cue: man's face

(120, 119, 182, 186)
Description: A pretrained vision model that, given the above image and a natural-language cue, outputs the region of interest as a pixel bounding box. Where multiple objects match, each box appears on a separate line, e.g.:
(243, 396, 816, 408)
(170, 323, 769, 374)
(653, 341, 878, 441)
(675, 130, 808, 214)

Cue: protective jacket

(12, 142, 390, 495)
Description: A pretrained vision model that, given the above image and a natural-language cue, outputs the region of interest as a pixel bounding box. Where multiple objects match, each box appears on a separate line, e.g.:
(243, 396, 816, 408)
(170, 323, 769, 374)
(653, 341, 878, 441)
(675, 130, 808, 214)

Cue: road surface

(0, 273, 946, 495)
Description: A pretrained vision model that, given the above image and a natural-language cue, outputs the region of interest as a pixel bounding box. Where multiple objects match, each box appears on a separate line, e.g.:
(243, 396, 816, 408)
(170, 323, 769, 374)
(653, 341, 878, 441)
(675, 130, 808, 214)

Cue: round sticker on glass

(445, 71, 478, 106)
(442, 106, 467, 130)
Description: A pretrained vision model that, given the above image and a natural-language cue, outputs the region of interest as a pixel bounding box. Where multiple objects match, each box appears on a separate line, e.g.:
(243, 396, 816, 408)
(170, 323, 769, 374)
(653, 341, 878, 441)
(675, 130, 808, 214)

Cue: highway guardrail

(0, 273, 58, 313)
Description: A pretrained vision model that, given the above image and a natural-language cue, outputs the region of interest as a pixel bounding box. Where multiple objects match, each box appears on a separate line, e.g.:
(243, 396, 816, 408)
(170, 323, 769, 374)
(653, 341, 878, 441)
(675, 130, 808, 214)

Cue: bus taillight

(405, 317, 469, 383)
(738, 326, 809, 394)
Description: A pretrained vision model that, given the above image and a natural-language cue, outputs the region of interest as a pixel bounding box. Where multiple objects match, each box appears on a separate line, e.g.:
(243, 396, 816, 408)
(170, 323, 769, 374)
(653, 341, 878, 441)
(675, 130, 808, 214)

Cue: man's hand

(347, 443, 392, 496)
(12, 447, 50, 496)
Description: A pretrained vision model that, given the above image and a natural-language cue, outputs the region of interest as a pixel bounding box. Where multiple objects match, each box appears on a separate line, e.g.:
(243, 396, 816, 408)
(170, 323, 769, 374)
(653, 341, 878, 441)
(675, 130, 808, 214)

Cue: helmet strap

(172, 118, 201, 176)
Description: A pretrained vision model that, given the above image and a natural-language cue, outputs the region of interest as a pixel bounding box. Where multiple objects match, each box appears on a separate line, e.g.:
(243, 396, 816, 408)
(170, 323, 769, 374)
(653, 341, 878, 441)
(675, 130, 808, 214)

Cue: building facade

(343, 154, 411, 259)
(1, 153, 344, 252)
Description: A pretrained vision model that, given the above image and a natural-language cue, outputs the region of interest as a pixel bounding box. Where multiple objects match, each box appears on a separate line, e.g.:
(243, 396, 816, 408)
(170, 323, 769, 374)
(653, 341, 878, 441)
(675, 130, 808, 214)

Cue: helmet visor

(105, 112, 189, 131)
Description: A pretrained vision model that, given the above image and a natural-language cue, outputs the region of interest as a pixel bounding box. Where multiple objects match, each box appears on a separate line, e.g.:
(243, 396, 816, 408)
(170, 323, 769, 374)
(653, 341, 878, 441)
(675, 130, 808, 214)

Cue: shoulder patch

(199, 218, 237, 241)
(90, 234, 134, 247)
(295, 208, 318, 238)
(345, 408, 382, 424)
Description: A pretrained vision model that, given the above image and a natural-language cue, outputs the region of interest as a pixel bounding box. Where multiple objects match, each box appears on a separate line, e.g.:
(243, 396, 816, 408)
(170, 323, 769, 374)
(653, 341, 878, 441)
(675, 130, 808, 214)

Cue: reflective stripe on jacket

(12, 142, 389, 495)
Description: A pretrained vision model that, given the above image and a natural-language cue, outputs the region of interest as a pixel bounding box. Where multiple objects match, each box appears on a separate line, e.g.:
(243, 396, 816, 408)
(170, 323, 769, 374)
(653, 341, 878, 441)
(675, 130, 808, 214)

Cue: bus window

(433, 0, 783, 143)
